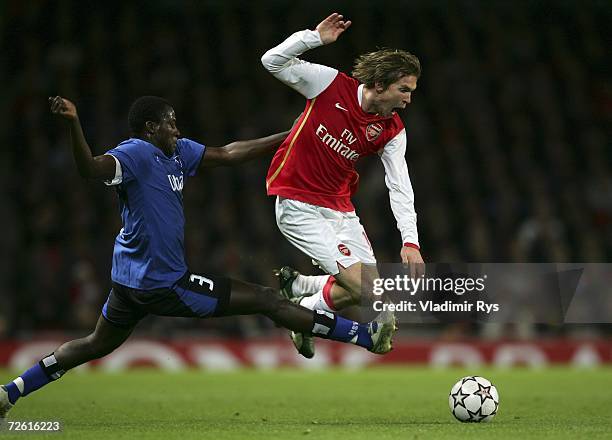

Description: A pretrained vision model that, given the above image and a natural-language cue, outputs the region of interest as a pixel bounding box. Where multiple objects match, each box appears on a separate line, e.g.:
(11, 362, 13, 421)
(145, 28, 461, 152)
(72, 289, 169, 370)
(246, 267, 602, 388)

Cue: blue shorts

(102, 271, 231, 328)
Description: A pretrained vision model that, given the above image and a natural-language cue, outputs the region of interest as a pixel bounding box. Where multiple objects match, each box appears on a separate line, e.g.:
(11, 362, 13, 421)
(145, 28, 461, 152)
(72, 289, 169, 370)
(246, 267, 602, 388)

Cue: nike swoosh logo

(335, 102, 348, 112)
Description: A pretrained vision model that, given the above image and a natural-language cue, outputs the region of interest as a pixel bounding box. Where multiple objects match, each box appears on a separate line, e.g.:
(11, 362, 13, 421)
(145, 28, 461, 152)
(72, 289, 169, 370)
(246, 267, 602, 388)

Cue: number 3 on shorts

(189, 274, 215, 291)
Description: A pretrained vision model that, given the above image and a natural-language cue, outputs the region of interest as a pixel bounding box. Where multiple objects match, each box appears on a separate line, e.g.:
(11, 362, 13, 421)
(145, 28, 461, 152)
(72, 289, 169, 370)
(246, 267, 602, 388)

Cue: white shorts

(275, 197, 376, 275)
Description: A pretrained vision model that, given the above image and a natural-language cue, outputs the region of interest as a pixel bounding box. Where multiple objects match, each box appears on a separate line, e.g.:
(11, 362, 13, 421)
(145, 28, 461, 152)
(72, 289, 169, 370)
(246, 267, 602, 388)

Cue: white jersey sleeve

(103, 154, 123, 186)
(379, 129, 420, 247)
(261, 29, 338, 99)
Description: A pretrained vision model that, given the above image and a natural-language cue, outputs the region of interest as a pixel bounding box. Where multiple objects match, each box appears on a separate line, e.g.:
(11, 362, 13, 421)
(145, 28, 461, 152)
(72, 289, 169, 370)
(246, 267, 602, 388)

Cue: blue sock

(3, 353, 65, 405)
(5, 381, 23, 405)
(311, 310, 374, 350)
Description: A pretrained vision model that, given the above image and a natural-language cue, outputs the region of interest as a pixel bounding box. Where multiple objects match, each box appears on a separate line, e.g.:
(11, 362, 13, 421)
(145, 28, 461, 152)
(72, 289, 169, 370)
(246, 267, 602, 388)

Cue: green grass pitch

(1, 367, 611, 439)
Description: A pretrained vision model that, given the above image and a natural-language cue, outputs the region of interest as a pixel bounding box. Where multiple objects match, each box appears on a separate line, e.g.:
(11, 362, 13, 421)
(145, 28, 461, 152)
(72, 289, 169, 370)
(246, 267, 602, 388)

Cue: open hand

(315, 13, 352, 45)
(401, 246, 425, 279)
(49, 96, 78, 121)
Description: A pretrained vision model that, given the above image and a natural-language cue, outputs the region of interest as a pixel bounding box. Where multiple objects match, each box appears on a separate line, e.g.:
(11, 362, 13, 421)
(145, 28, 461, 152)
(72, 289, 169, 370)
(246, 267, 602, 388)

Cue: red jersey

(261, 28, 419, 247)
(266, 73, 405, 212)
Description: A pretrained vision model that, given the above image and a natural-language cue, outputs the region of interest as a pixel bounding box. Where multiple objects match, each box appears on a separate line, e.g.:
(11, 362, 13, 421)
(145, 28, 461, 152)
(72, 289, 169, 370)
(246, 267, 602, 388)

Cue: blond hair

(352, 48, 421, 90)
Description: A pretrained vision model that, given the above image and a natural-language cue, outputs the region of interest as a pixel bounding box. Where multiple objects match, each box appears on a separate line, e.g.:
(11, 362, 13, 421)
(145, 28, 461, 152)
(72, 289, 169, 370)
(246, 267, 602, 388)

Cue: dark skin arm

(49, 96, 116, 181)
(200, 130, 289, 168)
(50, 95, 289, 175)
(199, 113, 301, 168)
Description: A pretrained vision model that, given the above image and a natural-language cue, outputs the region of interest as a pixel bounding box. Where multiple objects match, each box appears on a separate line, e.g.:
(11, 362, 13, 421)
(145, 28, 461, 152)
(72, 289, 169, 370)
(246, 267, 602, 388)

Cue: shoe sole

(0, 387, 12, 422)
(275, 268, 316, 359)
(370, 311, 397, 355)
(274, 267, 298, 300)
(290, 331, 315, 359)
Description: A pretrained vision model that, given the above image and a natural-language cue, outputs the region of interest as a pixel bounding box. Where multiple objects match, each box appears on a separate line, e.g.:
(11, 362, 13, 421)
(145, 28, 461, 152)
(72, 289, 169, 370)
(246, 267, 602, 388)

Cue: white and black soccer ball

(449, 376, 499, 422)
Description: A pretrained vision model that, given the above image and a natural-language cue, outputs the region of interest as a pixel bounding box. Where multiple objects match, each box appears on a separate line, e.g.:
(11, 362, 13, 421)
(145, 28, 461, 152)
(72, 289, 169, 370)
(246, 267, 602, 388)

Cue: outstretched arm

(379, 130, 425, 270)
(49, 96, 115, 181)
(316, 12, 352, 44)
(200, 130, 290, 168)
(260, 13, 351, 99)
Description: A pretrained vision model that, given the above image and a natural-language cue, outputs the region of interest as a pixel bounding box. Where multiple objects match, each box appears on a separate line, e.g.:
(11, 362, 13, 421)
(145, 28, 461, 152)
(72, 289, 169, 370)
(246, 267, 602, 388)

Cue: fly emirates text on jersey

(315, 123, 360, 161)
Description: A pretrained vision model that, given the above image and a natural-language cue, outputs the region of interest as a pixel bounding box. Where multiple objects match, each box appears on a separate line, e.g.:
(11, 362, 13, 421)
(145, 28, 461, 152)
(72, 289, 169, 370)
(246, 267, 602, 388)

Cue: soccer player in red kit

(262, 13, 424, 358)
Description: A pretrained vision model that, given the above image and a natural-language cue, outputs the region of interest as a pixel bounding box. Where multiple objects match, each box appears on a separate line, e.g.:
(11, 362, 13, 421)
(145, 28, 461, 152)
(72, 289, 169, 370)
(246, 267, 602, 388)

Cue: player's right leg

(1, 286, 139, 419)
(1, 316, 134, 420)
(275, 266, 334, 298)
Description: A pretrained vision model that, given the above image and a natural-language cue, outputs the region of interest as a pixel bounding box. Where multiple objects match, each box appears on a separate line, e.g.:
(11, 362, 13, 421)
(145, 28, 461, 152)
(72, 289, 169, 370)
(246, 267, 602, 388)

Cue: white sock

(293, 275, 331, 295)
(299, 291, 336, 313)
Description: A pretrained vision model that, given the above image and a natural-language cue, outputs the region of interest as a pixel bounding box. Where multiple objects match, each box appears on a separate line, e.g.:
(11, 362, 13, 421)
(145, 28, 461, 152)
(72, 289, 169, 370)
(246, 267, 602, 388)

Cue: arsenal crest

(365, 123, 383, 142)
(337, 243, 351, 256)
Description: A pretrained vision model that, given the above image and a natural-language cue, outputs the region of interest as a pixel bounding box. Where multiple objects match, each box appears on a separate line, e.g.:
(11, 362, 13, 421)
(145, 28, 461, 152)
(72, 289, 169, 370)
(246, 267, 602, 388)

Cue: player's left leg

(171, 272, 395, 353)
(222, 278, 338, 333)
(274, 201, 381, 357)
(218, 278, 395, 353)
(295, 210, 380, 314)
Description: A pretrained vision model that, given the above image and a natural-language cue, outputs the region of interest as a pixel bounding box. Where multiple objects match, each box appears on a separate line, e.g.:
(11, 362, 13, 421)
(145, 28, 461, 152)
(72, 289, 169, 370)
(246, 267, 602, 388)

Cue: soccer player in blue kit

(0, 95, 396, 420)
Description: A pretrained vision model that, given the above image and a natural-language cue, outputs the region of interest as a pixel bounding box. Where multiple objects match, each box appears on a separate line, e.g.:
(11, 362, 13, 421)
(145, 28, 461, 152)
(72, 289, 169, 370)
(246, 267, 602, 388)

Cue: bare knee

(344, 285, 362, 304)
(336, 269, 377, 306)
(335, 271, 364, 304)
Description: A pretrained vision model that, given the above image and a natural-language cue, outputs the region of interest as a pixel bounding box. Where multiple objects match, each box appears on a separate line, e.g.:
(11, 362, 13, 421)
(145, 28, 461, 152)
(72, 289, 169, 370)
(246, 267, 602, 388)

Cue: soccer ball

(448, 376, 499, 422)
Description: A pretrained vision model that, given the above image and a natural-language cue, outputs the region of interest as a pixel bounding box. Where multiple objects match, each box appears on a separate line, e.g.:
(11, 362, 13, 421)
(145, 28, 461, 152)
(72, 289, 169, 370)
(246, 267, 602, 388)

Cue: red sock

(322, 276, 337, 311)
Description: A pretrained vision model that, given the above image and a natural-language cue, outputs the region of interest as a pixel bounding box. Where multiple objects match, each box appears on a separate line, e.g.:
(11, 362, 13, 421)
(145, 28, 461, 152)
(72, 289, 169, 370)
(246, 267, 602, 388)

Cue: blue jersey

(106, 138, 205, 289)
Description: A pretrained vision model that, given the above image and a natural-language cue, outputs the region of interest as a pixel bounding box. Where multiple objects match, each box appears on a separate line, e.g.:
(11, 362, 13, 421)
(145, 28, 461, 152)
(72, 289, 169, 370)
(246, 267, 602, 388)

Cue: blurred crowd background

(0, 0, 610, 338)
